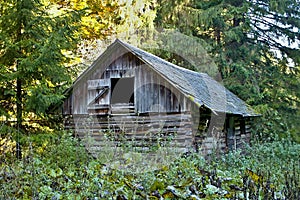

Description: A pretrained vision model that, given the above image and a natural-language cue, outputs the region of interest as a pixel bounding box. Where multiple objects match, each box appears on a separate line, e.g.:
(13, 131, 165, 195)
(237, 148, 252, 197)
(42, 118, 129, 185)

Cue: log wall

(193, 113, 252, 154)
(64, 112, 194, 154)
(230, 117, 252, 150)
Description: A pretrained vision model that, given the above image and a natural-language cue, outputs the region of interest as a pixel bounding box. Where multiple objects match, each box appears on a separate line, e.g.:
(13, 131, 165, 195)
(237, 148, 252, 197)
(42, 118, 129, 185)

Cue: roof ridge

(116, 39, 208, 77)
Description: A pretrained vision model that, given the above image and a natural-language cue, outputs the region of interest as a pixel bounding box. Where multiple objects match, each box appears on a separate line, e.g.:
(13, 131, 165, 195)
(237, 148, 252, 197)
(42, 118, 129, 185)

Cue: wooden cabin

(63, 39, 258, 155)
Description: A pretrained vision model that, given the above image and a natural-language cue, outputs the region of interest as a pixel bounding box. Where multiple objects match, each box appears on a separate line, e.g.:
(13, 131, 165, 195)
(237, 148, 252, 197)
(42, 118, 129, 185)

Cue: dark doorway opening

(111, 77, 134, 104)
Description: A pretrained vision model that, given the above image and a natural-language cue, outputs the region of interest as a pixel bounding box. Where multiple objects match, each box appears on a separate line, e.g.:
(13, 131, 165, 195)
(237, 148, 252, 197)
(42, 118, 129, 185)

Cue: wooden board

(64, 112, 194, 154)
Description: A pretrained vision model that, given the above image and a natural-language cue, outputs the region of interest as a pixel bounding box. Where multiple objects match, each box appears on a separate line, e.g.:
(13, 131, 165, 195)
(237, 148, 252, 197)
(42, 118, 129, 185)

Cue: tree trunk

(15, 0, 23, 160)
(16, 77, 22, 159)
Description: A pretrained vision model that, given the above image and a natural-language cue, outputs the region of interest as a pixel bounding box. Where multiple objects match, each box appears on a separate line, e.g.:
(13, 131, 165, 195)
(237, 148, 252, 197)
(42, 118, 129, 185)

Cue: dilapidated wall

(64, 112, 194, 154)
(193, 107, 252, 154)
(63, 50, 192, 116)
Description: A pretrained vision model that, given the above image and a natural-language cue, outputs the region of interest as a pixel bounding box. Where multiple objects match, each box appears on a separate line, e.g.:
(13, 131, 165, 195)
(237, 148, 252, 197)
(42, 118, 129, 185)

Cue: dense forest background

(0, 0, 299, 199)
(1, 0, 299, 142)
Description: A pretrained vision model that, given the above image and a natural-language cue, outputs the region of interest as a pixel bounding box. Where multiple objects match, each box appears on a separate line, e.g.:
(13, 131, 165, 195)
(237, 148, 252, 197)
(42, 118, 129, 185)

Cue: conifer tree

(0, 0, 79, 157)
(155, 0, 300, 141)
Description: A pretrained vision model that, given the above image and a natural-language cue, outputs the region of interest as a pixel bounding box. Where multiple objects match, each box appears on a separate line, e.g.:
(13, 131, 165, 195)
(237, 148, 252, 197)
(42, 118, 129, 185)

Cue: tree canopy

(0, 0, 80, 132)
(155, 0, 300, 141)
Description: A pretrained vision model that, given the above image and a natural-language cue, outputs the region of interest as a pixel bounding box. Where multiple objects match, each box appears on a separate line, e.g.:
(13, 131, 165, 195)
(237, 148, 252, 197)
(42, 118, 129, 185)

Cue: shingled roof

(73, 39, 258, 117)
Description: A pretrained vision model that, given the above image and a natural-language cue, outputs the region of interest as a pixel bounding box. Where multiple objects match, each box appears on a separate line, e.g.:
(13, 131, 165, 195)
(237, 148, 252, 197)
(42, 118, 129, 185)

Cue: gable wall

(65, 49, 192, 115)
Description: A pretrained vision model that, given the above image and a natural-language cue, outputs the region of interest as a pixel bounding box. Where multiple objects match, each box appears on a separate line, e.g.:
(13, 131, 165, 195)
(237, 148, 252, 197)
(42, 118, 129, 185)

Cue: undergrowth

(0, 131, 299, 199)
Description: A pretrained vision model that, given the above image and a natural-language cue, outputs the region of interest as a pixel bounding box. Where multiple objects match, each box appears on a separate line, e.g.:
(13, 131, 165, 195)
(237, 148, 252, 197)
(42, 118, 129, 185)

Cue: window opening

(111, 77, 134, 104)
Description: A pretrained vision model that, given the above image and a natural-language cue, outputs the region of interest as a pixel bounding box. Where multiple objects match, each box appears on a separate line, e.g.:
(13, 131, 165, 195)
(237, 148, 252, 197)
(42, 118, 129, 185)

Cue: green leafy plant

(1, 132, 299, 199)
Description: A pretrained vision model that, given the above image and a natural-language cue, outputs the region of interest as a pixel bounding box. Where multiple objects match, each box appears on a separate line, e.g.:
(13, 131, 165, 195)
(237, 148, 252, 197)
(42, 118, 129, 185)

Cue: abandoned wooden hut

(63, 39, 258, 155)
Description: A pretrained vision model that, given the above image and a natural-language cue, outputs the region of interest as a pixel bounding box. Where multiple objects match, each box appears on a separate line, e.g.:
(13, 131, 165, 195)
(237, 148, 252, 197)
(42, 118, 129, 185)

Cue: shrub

(0, 132, 299, 199)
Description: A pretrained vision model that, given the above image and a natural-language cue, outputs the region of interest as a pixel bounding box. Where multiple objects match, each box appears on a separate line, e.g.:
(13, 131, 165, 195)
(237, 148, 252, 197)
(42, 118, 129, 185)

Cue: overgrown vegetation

(1, 132, 299, 199)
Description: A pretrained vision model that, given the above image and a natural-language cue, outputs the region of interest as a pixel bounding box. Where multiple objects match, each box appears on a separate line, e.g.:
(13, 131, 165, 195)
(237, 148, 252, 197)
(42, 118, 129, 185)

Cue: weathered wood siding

(228, 117, 252, 150)
(73, 80, 88, 114)
(63, 95, 72, 115)
(193, 108, 226, 154)
(87, 79, 110, 106)
(65, 50, 191, 115)
(64, 112, 194, 154)
(193, 108, 252, 154)
(135, 64, 191, 114)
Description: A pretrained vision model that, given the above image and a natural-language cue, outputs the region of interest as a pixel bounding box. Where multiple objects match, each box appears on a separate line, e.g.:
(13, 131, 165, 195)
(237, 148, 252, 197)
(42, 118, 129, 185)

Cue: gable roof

(72, 39, 258, 117)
